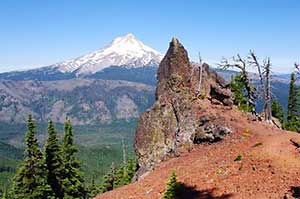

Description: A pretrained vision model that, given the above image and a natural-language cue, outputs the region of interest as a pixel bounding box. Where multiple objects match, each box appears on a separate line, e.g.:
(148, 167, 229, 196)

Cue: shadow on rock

(291, 186, 300, 198)
(176, 183, 233, 199)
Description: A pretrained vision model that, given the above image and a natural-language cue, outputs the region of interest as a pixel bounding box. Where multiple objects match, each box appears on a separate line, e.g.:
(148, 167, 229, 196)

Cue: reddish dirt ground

(95, 101, 300, 199)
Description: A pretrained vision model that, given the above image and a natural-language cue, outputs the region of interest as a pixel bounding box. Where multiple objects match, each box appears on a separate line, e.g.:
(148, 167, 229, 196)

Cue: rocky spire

(156, 37, 194, 99)
(134, 37, 233, 180)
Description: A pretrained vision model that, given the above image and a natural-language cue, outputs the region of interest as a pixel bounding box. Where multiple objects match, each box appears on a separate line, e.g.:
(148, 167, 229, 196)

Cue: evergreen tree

(97, 159, 137, 194)
(163, 170, 179, 199)
(284, 73, 300, 131)
(44, 121, 64, 199)
(87, 179, 100, 198)
(10, 115, 53, 199)
(1, 189, 9, 199)
(220, 54, 257, 115)
(230, 74, 253, 112)
(271, 100, 284, 123)
(113, 166, 125, 188)
(123, 159, 137, 184)
(61, 119, 85, 198)
(1, 191, 7, 199)
(113, 159, 137, 188)
(287, 73, 299, 120)
(100, 163, 116, 193)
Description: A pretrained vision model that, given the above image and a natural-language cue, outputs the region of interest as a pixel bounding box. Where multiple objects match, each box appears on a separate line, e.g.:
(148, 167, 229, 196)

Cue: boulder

(194, 116, 232, 143)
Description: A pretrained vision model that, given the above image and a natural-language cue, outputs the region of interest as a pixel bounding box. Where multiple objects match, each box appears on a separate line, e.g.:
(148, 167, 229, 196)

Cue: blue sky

(0, 0, 299, 73)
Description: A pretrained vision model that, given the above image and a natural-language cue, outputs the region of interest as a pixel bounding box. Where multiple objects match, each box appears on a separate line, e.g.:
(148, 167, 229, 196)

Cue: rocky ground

(95, 100, 300, 199)
(94, 38, 300, 199)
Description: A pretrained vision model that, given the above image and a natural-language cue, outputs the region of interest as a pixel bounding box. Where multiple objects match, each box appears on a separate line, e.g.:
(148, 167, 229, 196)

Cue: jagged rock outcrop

(134, 38, 234, 178)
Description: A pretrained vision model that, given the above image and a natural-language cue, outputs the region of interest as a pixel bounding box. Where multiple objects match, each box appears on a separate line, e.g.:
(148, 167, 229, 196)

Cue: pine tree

(10, 115, 53, 199)
(1, 191, 7, 199)
(271, 100, 284, 124)
(101, 163, 116, 193)
(113, 166, 125, 188)
(87, 179, 100, 198)
(285, 73, 300, 131)
(44, 121, 64, 199)
(114, 159, 137, 188)
(1, 189, 9, 199)
(163, 170, 179, 199)
(98, 159, 137, 194)
(287, 73, 299, 120)
(61, 119, 86, 198)
(230, 74, 252, 112)
(123, 159, 137, 184)
(220, 54, 257, 115)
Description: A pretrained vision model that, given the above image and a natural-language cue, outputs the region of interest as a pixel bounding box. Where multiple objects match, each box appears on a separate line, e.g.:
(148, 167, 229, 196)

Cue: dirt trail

(95, 102, 300, 199)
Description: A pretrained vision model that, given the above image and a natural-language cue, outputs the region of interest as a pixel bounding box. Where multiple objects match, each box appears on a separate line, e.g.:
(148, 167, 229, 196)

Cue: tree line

(1, 116, 137, 199)
(2, 115, 85, 199)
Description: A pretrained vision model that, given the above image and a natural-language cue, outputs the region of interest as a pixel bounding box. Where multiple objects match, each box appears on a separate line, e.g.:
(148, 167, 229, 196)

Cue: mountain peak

(110, 33, 137, 46)
(120, 32, 136, 39)
(53, 33, 163, 75)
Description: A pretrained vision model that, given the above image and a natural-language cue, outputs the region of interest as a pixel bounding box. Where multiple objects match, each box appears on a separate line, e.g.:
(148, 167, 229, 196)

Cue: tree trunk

(197, 52, 203, 96)
(265, 58, 272, 122)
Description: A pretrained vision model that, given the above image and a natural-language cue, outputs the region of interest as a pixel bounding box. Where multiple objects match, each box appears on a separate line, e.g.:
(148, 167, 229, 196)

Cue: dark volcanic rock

(134, 38, 233, 179)
(194, 116, 232, 143)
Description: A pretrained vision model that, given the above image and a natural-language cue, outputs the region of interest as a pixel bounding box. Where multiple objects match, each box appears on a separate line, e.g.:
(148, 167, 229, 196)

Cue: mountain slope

(0, 33, 163, 80)
(54, 33, 163, 75)
(94, 37, 300, 199)
(0, 79, 155, 124)
(95, 100, 300, 199)
(0, 66, 76, 81)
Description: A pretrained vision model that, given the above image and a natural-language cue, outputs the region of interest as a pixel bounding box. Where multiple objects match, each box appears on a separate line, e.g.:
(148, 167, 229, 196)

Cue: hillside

(0, 79, 154, 124)
(0, 33, 295, 197)
(0, 69, 291, 126)
(95, 100, 300, 199)
(0, 120, 137, 188)
(94, 38, 300, 199)
(0, 33, 292, 125)
(0, 141, 22, 189)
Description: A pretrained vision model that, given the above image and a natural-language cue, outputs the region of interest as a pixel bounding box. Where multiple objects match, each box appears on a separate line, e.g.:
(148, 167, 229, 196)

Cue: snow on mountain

(53, 33, 164, 75)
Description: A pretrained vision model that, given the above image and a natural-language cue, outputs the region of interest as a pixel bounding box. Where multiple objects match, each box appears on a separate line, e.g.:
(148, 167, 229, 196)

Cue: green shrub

(234, 154, 243, 161)
(163, 170, 179, 199)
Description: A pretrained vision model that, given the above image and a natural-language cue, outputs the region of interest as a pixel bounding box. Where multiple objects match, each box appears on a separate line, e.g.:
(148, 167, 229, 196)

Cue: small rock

(211, 98, 222, 105)
(194, 124, 232, 143)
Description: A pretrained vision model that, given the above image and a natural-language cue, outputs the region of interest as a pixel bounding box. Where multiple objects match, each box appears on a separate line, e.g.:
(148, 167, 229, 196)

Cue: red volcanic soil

(95, 101, 300, 199)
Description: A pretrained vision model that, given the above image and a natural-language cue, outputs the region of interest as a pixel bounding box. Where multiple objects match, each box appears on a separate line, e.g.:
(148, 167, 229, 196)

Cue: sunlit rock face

(134, 38, 233, 179)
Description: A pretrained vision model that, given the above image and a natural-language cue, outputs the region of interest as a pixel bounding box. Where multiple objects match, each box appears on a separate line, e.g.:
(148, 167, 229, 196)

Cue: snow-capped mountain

(53, 33, 163, 75)
(0, 33, 163, 82)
